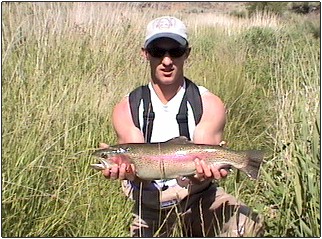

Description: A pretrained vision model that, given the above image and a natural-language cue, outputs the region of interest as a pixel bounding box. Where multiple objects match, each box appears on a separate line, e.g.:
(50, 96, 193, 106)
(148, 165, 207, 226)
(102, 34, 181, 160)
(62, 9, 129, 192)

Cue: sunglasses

(146, 46, 188, 58)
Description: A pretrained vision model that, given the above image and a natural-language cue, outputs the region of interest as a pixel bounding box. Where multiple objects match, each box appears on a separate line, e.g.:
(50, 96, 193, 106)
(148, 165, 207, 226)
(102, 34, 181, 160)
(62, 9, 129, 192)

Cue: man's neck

(150, 78, 185, 104)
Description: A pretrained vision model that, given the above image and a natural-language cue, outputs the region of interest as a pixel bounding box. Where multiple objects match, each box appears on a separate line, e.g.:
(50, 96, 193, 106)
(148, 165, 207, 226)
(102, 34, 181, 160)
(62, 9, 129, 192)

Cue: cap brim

(144, 33, 187, 48)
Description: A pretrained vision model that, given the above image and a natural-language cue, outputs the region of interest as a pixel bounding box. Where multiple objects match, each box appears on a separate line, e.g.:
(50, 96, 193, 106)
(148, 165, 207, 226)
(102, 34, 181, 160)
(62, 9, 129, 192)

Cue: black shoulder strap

(129, 86, 144, 129)
(141, 86, 155, 143)
(176, 78, 203, 140)
(129, 85, 155, 143)
(185, 78, 203, 125)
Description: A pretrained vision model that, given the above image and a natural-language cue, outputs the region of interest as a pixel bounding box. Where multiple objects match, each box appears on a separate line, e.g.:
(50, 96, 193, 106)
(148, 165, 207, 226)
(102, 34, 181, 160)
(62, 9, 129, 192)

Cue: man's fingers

(99, 143, 109, 149)
(125, 164, 135, 181)
(194, 159, 231, 181)
(109, 165, 119, 180)
(210, 165, 221, 180)
(200, 160, 212, 178)
(194, 158, 207, 182)
(101, 163, 135, 181)
(118, 163, 126, 180)
(194, 158, 204, 176)
(219, 168, 229, 178)
(102, 168, 111, 178)
(118, 164, 136, 181)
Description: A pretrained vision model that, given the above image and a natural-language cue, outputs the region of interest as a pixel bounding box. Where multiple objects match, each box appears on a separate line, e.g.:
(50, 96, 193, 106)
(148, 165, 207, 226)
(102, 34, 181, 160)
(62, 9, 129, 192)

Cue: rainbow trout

(91, 137, 264, 180)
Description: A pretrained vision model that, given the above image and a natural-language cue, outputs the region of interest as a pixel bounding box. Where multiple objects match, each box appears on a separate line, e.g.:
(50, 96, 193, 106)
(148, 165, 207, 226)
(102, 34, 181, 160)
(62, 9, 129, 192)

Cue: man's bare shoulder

(201, 91, 226, 113)
(112, 96, 145, 144)
(193, 91, 226, 144)
(112, 96, 132, 129)
(113, 96, 130, 116)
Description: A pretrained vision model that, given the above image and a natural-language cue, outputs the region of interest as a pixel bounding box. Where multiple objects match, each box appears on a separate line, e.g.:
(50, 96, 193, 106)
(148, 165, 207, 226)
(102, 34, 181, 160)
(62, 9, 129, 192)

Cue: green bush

(242, 26, 278, 50)
(229, 10, 247, 18)
(239, 26, 278, 87)
(290, 2, 321, 14)
(246, 2, 289, 16)
(304, 18, 321, 39)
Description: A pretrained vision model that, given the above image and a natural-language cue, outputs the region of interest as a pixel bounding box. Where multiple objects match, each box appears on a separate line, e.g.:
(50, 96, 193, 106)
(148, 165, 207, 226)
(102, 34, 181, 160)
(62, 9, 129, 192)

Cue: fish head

(92, 146, 130, 158)
(92, 146, 133, 166)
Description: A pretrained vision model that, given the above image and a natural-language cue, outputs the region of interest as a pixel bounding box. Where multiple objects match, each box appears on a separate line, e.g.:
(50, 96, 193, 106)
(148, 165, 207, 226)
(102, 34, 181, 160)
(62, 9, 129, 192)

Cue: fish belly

(134, 155, 196, 180)
(162, 157, 196, 178)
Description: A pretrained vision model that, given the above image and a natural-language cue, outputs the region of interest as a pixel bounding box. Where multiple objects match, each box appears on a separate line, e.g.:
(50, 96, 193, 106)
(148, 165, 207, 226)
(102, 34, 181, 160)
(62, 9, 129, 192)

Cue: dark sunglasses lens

(147, 47, 186, 58)
(147, 48, 167, 58)
(168, 48, 186, 57)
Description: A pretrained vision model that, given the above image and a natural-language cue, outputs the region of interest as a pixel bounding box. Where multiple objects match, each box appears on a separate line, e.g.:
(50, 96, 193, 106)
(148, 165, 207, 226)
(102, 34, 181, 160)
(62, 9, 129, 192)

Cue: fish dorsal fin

(164, 136, 192, 144)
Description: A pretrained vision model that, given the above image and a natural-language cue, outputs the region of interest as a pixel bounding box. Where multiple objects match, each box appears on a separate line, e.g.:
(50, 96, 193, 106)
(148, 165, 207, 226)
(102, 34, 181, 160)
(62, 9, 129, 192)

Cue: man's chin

(158, 74, 176, 83)
(159, 78, 176, 85)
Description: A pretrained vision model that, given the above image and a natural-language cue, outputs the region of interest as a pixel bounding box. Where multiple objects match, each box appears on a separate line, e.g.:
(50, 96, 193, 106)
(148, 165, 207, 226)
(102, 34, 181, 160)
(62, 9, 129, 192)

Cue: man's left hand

(194, 158, 229, 180)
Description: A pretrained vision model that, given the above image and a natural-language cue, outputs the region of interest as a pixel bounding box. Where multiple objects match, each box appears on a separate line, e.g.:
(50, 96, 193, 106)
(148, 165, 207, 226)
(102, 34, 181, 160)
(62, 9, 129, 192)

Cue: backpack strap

(129, 86, 144, 129)
(141, 86, 155, 143)
(185, 78, 203, 125)
(176, 93, 190, 139)
(176, 78, 203, 140)
(129, 85, 155, 143)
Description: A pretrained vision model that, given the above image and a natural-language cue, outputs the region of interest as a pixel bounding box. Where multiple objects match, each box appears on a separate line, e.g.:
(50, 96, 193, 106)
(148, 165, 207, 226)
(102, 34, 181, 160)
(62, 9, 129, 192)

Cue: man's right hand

(99, 143, 136, 181)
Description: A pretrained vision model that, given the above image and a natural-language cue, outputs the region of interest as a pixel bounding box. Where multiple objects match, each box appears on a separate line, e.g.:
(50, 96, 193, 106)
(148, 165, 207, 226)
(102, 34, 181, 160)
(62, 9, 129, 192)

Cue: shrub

(229, 10, 247, 18)
(246, 2, 289, 16)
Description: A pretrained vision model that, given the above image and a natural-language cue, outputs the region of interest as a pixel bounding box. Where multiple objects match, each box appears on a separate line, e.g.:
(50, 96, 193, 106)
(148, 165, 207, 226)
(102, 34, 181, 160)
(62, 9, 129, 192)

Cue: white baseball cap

(144, 16, 188, 48)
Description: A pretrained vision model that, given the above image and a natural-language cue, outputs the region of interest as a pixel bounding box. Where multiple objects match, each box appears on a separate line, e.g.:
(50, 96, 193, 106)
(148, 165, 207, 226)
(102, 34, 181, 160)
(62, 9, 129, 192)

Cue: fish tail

(241, 150, 264, 179)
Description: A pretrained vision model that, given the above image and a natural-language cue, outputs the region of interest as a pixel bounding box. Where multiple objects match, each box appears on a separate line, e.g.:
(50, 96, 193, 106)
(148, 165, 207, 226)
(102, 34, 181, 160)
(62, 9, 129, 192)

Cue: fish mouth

(90, 157, 109, 171)
(91, 149, 114, 170)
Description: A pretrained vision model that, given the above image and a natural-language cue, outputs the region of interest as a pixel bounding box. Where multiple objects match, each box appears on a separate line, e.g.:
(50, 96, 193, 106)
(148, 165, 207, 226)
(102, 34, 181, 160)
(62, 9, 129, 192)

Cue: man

(101, 16, 264, 237)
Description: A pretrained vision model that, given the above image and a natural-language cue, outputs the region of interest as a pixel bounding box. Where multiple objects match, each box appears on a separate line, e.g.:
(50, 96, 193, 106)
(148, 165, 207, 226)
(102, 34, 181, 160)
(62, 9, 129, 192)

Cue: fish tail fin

(241, 150, 264, 179)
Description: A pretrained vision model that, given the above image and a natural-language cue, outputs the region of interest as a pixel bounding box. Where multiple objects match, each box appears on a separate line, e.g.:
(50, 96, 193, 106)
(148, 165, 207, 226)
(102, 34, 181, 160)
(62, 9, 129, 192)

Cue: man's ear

(185, 47, 191, 59)
(141, 47, 149, 60)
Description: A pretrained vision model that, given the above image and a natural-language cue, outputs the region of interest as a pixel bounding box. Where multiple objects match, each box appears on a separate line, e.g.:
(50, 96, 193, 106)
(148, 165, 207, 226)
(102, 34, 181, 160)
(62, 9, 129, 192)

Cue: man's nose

(161, 53, 173, 65)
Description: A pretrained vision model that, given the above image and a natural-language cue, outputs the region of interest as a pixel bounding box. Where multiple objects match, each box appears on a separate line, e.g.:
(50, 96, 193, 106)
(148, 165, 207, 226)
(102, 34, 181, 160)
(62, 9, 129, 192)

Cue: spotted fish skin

(91, 137, 264, 180)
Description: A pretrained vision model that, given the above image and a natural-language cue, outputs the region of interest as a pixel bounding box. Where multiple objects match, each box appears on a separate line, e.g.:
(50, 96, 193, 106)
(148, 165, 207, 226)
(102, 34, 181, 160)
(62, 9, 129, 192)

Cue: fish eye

(101, 152, 109, 158)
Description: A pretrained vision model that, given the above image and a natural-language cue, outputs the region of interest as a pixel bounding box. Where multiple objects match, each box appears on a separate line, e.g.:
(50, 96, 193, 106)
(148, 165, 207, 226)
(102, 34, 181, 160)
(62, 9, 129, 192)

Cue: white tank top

(137, 80, 208, 143)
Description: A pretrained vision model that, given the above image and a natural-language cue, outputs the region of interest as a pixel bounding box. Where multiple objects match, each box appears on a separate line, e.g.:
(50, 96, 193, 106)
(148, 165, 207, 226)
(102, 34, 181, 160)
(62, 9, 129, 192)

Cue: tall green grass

(257, 33, 320, 236)
(2, 2, 320, 237)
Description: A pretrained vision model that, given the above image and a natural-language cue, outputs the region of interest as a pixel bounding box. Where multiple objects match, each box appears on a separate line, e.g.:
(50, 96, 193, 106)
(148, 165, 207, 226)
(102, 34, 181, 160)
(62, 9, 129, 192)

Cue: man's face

(143, 38, 190, 85)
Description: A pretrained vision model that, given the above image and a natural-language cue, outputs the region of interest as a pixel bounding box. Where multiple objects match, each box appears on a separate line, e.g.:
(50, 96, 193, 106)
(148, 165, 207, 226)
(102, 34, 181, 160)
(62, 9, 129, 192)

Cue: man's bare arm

(193, 91, 228, 180)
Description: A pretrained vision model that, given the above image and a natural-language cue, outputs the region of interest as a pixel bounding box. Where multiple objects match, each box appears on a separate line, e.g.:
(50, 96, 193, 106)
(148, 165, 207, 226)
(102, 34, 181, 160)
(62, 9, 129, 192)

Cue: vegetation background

(2, 2, 320, 237)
